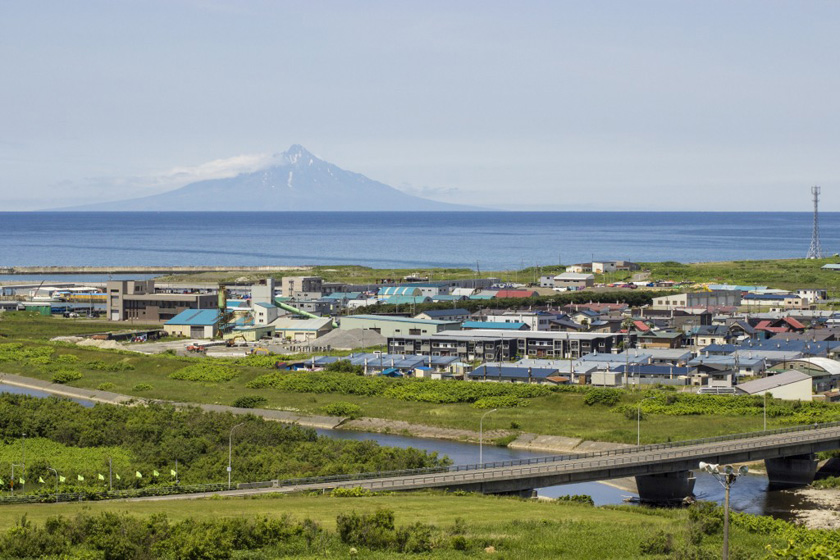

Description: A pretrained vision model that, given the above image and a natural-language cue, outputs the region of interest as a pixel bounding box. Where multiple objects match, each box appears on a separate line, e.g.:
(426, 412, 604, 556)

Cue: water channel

(0, 383, 817, 521)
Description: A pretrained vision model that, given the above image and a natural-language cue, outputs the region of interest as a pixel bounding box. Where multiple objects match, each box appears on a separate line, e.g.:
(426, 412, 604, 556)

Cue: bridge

(137, 422, 840, 504)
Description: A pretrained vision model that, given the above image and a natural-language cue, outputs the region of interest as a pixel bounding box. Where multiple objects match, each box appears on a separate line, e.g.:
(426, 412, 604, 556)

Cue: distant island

(60, 145, 481, 212)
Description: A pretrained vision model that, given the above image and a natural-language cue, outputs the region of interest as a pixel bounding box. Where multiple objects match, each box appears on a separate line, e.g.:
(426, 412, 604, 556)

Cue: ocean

(0, 212, 835, 271)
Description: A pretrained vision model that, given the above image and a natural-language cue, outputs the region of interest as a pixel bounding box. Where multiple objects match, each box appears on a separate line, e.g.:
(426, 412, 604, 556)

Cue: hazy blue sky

(2, 1, 838, 210)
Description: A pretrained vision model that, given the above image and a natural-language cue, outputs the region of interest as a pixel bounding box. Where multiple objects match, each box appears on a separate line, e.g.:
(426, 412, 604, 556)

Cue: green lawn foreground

(0, 492, 791, 559)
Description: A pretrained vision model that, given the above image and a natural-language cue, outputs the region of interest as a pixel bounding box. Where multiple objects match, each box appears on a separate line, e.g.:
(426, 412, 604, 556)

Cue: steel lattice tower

(807, 186, 823, 259)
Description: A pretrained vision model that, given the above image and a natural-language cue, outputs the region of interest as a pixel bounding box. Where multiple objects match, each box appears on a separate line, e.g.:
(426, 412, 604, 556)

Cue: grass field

(0, 313, 825, 446)
(0, 491, 790, 559)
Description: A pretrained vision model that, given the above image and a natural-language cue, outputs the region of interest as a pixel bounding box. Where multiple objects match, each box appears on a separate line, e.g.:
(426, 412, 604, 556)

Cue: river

(0, 383, 818, 520)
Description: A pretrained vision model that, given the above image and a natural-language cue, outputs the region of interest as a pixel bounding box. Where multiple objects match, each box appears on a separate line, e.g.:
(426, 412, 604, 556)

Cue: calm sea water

(1, 212, 836, 270)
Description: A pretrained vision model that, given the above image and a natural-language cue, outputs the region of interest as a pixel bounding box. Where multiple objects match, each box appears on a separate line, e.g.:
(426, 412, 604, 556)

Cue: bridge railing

(4, 422, 837, 504)
(264, 420, 840, 490)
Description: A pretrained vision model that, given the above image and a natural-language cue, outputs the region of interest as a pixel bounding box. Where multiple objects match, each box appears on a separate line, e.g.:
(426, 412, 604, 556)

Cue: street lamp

(479, 409, 498, 465)
(227, 422, 246, 490)
(699, 462, 749, 560)
(637, 397, 656, 446)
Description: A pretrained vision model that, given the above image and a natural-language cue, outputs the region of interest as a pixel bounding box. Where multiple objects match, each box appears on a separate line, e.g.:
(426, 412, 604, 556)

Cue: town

(4, 259, 840, 404)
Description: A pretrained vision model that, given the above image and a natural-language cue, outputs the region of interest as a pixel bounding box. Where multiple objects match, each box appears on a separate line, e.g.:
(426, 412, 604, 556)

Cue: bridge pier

(765, 454, 818, 488)
(635, 470, 695, 505)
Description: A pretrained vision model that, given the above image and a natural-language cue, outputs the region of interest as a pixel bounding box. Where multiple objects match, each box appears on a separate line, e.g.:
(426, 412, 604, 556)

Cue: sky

(1, 0, 839, 211)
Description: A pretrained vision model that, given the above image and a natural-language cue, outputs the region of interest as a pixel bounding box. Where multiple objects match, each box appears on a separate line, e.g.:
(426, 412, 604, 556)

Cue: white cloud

(49, 152, 277, 206)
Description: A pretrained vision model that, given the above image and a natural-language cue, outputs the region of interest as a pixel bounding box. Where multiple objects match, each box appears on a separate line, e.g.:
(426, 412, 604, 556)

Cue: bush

(688, 501, 723, 545)
(331, 487, 377, 497)
(96, 382, 116, 391)
(133, 383, 153, 391)
(322, 402, 362, 418)
(170, 363, 238, 383)
(555, 494, 594, 506)
(54, 354, 80, 364)
(583, 388, 622, 406)
(87, 360, 135, 372)
(232, 395, 268, 409)
(337, 509, 396, 550)
(324, 360, 365, 374)
(639, 530, 673, 555)
(51, 369, 82, 384)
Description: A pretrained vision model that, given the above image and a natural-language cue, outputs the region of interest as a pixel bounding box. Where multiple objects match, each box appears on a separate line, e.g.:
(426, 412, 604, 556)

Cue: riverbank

(0, 371, 633, 455)
(792, 487, 840, 529)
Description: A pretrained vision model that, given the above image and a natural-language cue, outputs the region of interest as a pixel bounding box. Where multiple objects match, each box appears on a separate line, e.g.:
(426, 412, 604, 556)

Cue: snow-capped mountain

(66, 145, 477, 211)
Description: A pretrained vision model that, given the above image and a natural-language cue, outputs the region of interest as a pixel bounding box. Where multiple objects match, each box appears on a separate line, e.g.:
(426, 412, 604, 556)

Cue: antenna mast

(807, 186, 823, 259)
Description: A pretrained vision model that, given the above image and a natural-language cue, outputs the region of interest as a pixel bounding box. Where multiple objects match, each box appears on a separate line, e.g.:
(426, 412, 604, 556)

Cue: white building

(554, 273, 594, 289)
(485, 311, 553, 331)
(651, 291, 741, 310)
(735, 370, 813, 401)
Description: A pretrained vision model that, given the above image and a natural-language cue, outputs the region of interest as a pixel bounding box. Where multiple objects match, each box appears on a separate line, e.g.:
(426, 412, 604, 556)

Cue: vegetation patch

(169, 363, 239, 383)
(471, 395, 527, 409)
(321, 401, 362, 418)
(50, 368, 82, 384)
(0, 394, 447, 494)
(231, 395, 268, 409)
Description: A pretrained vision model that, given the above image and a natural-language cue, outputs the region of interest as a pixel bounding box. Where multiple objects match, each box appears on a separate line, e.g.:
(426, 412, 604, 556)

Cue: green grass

(0, 313, 818, 445)
(0, 492, 791, 558)
(643, 257, 840, 293)
(0, 311, 160, 341)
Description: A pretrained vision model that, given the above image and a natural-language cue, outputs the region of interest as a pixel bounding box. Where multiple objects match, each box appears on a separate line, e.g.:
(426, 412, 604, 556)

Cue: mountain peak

(278, 144, 317, 166)
(60, 146, 480, 211)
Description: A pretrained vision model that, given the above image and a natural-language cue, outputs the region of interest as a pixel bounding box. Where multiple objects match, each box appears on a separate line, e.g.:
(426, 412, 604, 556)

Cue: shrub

(97, 382, 116, 391)
(51, 369, 82, 384)
(324, 360, 365, 374)
(133, 383, 153, 391)
(337, 509, 396, 550)
(54, 354, 80, 364)
(688, 501, 723, 545)
(232, 395, 268, 409)
(331, 487, 377, 497)
(322, 402, 362, 418)
(87, 359, 135, 372)
(639, 530, 673, 555)
(170, 363, 238, 383)
(583, 388, 622, 406)
(555, 494, 594, 506)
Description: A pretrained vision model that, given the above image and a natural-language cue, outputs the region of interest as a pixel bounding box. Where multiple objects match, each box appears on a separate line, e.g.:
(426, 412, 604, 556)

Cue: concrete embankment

(0, 266, 310, 275)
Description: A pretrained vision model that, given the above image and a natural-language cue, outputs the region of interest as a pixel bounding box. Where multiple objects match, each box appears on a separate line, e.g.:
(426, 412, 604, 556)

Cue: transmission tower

(807, 186, 823, 259)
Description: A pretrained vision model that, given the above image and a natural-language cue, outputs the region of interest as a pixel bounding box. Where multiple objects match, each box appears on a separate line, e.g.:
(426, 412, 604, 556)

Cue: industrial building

(107, 280, 217, 322)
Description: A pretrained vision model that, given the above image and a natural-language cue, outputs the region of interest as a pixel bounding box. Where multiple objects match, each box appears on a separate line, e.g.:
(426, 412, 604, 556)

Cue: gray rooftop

(735, 370, 812, 394)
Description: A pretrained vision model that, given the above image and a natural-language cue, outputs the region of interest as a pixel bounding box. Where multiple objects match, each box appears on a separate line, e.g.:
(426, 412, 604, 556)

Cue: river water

(0, 383, 815, 519)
